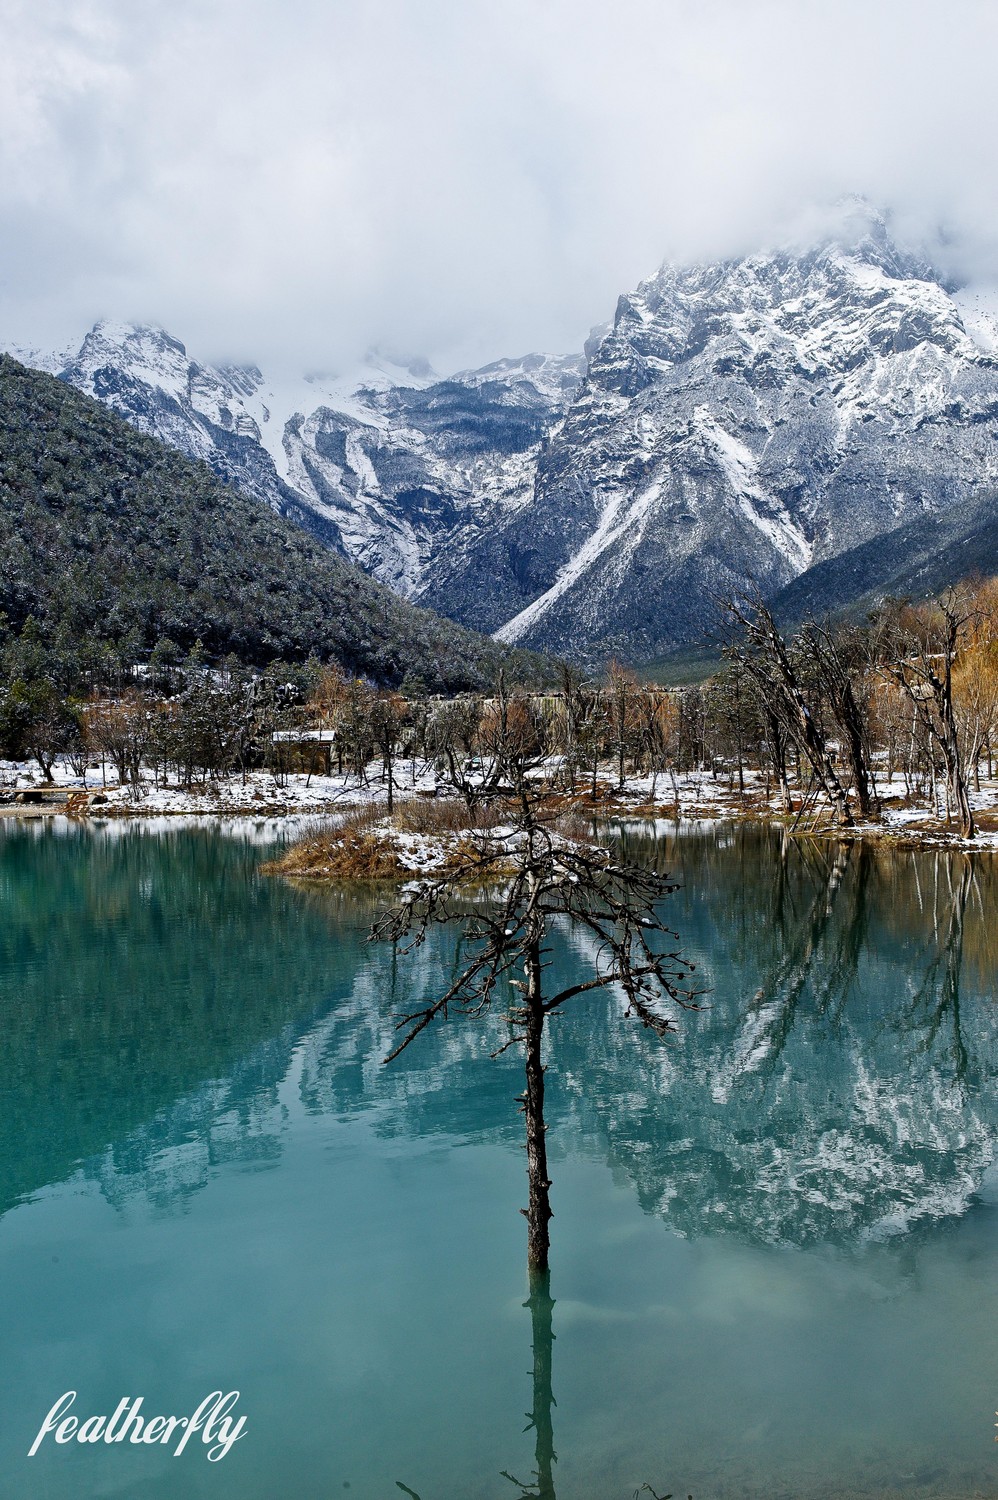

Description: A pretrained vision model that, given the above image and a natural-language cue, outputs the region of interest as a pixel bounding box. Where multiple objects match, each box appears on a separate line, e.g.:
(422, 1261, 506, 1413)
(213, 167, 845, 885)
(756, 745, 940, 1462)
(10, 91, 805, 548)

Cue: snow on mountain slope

(51, 321, 333, 544)
(278, 360, 582, 593)
(0, 339, 78, 377)
(11, 200, 998, 665)
(494, 478, 664, 645)
(418, 201, 998, 661)
(42, 320, 584, 594)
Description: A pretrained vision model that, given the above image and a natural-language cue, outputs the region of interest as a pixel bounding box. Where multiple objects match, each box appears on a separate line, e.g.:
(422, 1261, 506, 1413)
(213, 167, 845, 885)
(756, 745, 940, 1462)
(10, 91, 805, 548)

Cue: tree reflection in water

(6, 819, 998, 1496)
(902, 854, 973, 1092)
(501, 1271, 557, 1500)
(396, 1273, 558, 1500)
(6, 821, 998, 1248)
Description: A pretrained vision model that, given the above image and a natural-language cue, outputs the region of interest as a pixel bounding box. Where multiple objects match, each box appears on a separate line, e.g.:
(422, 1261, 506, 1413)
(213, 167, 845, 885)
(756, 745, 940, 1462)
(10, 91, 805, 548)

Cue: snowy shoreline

(3, 757, 998, 852)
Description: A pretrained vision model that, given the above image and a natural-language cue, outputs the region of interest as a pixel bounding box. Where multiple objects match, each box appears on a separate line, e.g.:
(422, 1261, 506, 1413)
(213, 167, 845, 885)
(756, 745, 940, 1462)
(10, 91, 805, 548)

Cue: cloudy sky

(3, 0, 998, 374)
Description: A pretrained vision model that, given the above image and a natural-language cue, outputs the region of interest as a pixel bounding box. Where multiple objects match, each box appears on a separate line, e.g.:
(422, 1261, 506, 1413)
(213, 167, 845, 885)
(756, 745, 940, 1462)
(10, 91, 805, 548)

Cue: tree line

(0, 354, 545, 694)
(716, 579, 998, 838)
(5, 576, 998, 835)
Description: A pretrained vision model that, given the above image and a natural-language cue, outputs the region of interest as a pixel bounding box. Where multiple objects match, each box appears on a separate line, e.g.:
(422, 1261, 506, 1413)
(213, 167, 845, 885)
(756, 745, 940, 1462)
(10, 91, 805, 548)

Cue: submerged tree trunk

(522, 939, 552, 1274)
(524, 1271, 556, 1499)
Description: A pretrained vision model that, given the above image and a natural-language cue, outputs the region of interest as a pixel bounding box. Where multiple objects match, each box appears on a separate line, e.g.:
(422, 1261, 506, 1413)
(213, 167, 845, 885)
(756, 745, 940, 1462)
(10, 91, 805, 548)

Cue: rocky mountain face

(427, 205, 998, 661)
(53, 322, 584, 597)
(13, 203, 998, 665)
(0, 355, 533, 692)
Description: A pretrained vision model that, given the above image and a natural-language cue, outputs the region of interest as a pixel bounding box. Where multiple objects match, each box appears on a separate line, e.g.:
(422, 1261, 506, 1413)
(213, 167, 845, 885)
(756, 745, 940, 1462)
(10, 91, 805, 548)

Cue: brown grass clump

(263, 826, 405, 880)
(263, 798, 493, 882)
(390, 798, 503, 835)
(263, 795, 606, 884)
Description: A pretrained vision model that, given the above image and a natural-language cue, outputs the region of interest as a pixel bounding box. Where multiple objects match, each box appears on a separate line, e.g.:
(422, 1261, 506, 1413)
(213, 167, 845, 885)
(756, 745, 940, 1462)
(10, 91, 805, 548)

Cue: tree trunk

(765, 706, 792, 813)
(794, 703, 854, 826)
(525, 1270, 556, 1499)
(942, 731, 975, 838)
(732, 605, 853, 825)
(836, 680, 878, 818)
(734, 674, 745, 795)
(940, 712, 975, 840)
(522, 941, 552, 1273)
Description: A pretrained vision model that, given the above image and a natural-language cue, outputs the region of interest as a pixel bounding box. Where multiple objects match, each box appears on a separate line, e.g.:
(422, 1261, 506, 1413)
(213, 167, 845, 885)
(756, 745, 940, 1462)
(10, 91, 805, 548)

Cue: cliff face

(417, 206, 998, 660)
(15, 203, 998, 664)
(57, 323, 584, 597)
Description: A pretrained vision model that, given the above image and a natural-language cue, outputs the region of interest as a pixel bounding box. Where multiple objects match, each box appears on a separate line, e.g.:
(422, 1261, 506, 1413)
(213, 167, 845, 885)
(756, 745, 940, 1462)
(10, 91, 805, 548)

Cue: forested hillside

(769, 489, 998, 630)
(0, 356, 538, 691)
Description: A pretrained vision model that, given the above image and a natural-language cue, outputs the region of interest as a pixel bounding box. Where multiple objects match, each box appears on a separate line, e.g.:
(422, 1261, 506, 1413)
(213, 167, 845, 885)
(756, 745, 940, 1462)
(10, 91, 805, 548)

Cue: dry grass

(263, 797, 504, 881)
(391, 798, 504, 835)
(263, 795, 603, 882)
(262, 826, 405, 880)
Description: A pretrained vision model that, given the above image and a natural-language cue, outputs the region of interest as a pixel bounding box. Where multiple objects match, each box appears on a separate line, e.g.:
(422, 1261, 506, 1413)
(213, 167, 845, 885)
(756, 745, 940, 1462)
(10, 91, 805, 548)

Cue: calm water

(2, 817, 998, 1499)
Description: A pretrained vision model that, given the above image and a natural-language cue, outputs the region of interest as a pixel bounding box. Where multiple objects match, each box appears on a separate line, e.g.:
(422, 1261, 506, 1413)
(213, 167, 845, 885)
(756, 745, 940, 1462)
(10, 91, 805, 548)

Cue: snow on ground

(0, 758, 438, 817)
(1, 756, 997, 848)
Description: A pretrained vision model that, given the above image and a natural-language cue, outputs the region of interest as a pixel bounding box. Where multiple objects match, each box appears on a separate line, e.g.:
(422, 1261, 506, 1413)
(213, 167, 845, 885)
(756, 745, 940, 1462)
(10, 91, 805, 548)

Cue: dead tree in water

(372, 681, 697, 1275)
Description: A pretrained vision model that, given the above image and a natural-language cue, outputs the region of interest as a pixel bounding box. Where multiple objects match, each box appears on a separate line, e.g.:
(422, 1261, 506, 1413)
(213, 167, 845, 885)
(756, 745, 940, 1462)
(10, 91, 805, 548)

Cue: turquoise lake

(2, 817, 998, 1499)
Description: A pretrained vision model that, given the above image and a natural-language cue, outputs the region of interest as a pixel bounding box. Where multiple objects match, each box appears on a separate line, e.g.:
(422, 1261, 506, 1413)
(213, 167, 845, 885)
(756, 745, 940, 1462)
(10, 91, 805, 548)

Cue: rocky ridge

(52, 322, 584, 598)
(10, 202, 998, 664)
(423, 204, 998, 659)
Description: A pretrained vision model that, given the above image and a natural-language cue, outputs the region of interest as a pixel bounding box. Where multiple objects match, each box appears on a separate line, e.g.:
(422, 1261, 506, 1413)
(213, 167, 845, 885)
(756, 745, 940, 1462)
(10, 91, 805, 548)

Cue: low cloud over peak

(3, 0, 998, 373)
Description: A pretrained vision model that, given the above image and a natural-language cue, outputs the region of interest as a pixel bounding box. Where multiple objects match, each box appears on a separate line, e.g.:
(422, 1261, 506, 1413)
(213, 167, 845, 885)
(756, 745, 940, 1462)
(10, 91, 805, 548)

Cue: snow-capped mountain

(57, 321, 332, 544)
(279, 350, 583, 594)
(418, 201, 998, 660)
(11, 199, 998, 664)
(51, 321, 584, 595)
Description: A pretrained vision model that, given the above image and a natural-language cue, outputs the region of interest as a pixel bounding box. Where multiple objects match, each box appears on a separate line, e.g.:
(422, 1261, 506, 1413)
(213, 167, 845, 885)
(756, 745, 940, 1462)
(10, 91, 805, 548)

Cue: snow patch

(695, 410, 812, 571)
(493, 481, 663, 644)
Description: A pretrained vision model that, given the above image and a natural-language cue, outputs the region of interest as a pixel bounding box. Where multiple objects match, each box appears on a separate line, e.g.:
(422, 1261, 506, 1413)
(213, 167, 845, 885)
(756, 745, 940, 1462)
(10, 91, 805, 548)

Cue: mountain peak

(12, 212, 998, 668)
(758, 196, 939, 286)
(79, 319, 188, 359)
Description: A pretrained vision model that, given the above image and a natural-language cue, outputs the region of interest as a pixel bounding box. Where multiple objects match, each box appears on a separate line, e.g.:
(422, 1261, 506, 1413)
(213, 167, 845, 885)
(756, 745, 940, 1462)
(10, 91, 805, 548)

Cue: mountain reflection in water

(1, 819, 996, 1252)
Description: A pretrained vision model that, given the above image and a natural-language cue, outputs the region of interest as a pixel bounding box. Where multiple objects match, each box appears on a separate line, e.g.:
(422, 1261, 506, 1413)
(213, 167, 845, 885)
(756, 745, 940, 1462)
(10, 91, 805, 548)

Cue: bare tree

(553, 661, 587, 793)
(875, 591, 976, 838)
(368, 689, 409, 815)
(606, 660, 640, 791)
(82, 690, 153, 786)
(759, 689, 793, 813)
(805, 622, 879, 818)
(721, 595, 854, 826)
(372, 692, 698, 1275)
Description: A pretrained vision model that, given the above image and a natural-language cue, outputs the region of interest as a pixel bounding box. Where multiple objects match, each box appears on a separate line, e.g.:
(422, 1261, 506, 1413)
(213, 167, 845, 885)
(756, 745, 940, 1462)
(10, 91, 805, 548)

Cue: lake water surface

(2, 818, 998, 1499)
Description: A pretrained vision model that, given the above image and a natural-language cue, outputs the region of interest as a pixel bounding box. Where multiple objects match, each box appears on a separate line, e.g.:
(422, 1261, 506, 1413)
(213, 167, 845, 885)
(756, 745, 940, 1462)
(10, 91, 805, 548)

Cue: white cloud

(2, 0, 998, 371)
